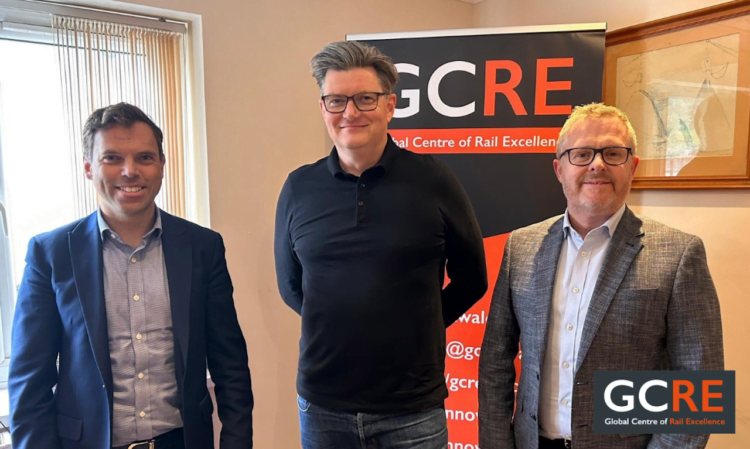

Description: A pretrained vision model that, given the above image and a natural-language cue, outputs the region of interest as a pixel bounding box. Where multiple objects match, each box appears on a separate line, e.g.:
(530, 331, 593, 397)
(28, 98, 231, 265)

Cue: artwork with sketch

(616, 34, 739, 169)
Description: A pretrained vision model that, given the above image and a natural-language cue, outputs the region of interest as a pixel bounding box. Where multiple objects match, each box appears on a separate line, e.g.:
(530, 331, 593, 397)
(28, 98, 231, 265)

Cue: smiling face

(553, 117, 639, 223)
(319, 67, 396, 156)
(84, 121, 164, 227)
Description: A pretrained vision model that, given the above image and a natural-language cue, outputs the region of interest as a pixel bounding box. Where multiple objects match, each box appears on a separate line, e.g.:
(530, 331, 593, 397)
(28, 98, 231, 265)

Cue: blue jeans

(298, 395, 448, 449)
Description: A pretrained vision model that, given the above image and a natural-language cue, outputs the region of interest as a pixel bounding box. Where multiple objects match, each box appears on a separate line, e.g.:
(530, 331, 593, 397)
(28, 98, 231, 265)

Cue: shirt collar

(326, 134, 399, 179)
(97, 207, 163, 241)
(562, 203, 627, 239)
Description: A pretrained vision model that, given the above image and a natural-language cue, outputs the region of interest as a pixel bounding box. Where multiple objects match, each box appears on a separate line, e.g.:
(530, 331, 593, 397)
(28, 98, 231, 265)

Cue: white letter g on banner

(394, 63, 420, 118)
(604, 380, 634, 412)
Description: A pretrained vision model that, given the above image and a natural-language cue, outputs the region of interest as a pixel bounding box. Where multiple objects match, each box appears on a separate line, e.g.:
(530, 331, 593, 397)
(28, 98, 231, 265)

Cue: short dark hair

(82, 102, 164, 161)
(311, 41, 399, 94)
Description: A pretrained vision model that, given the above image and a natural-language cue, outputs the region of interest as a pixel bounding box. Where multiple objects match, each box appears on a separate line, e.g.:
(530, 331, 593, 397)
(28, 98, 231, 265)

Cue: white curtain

(53, 16, 186, 218)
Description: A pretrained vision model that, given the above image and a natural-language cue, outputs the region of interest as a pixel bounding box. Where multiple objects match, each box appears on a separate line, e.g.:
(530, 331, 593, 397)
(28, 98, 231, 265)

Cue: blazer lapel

(532, 218, 565, 363)
(160, 210, 191, 375)
(576, 207, 644, 370)
(69, 213, 113, 395)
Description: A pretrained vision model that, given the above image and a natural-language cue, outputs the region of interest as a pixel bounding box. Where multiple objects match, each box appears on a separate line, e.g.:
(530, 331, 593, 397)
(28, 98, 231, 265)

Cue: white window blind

(0, 0, 193, 397)
(54, 15, 187, 217)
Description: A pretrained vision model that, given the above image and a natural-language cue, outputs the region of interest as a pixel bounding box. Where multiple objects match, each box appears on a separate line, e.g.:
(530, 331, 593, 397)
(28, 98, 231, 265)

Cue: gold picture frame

(604, 0, 750, 189)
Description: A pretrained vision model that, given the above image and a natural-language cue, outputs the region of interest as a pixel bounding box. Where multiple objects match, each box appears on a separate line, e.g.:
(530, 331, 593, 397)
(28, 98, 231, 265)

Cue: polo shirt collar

(327, 134, 400, 179)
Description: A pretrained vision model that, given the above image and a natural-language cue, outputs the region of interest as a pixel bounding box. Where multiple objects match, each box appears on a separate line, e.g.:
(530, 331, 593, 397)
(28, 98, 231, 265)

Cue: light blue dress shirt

(538, 204, 626, 440)
(98, 209, 183, 446)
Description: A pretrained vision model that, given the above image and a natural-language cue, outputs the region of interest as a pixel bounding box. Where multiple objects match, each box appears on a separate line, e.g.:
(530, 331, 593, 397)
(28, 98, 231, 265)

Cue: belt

(113, 427, 183, 449)
(539, 436, 572, 449)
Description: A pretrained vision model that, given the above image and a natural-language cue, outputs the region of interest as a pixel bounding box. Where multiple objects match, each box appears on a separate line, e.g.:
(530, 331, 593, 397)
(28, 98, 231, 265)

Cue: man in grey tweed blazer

(478, 103, 724, 449)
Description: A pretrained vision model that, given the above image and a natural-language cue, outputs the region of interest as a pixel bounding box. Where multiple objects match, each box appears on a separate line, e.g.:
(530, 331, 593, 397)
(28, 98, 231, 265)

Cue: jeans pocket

(297, 394, 311, 412)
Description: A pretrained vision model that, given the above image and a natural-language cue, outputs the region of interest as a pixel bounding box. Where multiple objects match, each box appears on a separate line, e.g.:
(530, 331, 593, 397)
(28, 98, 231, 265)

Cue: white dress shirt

(538, 204, 626, 440)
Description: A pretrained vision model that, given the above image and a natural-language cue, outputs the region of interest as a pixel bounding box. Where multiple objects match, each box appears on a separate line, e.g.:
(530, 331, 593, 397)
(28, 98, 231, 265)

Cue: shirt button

(360, 184, 366, 188)
(573, 287, 580, 293)
(139, 411, 146, 418)
(136, 333, 142, 340)
(131, 257, 137, 263)
(564, 434, 571, 439)
(134, 294, 140, 301)
(563, 362, 570, 369)
(138, 372, 144, 379)
(581, 251, 587, 257)
(567, 324, 574, 331)
(562, 399, 569, 406)
(358, 201, 364, 206)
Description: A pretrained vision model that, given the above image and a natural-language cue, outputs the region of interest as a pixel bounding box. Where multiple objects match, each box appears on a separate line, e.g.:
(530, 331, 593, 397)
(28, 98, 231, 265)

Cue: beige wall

(474, 0, 747, 447)
(106, 0, 474, 447)
(78, 0, 746, 446)
(473, 0, 729, 32)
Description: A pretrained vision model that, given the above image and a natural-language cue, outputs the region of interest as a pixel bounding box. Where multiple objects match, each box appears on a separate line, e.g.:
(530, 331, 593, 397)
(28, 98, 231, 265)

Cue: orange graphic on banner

(444, 233, 522, 446)
(390, 128, 560, 154)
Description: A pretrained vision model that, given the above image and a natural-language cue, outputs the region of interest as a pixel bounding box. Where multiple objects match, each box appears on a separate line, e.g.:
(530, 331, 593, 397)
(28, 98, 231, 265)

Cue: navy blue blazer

(8, 210, 253, 449)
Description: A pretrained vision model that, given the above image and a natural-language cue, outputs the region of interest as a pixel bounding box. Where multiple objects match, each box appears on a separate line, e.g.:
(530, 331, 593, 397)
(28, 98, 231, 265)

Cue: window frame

(0, 0, 210, 395)
(0, 90, 12, 388)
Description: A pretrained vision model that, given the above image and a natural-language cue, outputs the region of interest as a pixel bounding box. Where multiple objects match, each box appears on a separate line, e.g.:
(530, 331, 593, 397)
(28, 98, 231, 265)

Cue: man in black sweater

(274, 40, 488, 448)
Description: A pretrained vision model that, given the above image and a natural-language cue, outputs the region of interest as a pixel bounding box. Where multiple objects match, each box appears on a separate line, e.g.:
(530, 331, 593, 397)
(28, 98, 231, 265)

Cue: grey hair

(556, 103, 638, 157)
(311, 41, 399, 94)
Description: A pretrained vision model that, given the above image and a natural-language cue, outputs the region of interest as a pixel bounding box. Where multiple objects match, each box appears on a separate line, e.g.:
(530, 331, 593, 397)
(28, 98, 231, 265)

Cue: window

(0, 0, 200, 410)
(0, 38, 76, 390)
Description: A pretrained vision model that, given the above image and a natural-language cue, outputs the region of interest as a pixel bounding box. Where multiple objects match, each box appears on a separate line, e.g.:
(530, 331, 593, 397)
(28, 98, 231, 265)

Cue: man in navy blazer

(8, 103, 253, 449)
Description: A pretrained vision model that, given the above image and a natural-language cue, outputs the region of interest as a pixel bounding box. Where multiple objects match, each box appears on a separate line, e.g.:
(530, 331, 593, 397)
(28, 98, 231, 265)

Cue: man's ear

(631, 156, 640, 175)
(385, 93, 397, 122)
(553, 158, 563, 183)
(319, 98, 327, 116)
(84, 157, 93, 180)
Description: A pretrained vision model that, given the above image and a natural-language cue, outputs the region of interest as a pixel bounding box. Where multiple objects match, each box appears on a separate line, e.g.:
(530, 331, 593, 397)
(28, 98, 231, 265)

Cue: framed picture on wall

(604, 0, 750, 189)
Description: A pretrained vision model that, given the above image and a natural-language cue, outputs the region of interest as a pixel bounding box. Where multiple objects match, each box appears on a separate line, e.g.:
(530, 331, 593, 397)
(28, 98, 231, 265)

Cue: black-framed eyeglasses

(321, 92, 386, 113)
(559, 146, 633, 166)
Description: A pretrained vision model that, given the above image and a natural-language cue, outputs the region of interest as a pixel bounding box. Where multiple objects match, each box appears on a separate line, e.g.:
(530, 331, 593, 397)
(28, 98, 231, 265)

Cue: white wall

(473, 1, 748, 447)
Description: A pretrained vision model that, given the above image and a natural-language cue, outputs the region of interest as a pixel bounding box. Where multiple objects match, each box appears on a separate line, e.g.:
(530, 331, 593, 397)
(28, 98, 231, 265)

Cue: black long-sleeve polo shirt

(274, 136, 488, 413)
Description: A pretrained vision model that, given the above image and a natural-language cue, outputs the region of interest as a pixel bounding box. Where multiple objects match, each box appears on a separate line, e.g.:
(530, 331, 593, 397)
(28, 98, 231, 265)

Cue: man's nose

(342, 98, 361, 118)
(121, 159, 139, 177)
(588, 153, 607, 170)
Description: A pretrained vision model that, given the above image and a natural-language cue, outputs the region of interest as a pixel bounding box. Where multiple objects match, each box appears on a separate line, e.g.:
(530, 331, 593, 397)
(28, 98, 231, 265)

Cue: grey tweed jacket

(478, 206, 724, 449)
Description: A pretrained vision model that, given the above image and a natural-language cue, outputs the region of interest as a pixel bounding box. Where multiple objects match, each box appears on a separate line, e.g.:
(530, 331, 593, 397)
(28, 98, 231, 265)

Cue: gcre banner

(353, 24, 606, 448)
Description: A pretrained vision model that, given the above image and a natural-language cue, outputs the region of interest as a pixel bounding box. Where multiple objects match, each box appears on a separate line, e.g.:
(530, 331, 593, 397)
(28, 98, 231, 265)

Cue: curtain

(53, 16, 186, 218)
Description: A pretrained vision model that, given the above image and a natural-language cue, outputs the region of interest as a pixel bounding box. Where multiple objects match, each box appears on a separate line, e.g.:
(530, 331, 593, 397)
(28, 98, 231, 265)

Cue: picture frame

(604, 0, 750, 189)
